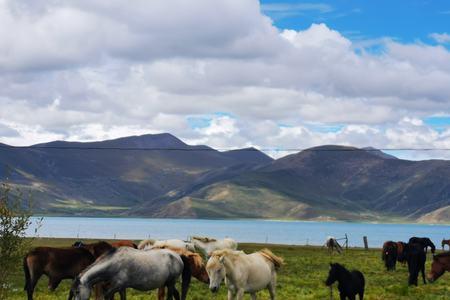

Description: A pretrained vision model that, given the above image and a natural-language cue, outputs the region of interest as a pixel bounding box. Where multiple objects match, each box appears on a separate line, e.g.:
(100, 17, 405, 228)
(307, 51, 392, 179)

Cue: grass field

(7, 238, 450, 299)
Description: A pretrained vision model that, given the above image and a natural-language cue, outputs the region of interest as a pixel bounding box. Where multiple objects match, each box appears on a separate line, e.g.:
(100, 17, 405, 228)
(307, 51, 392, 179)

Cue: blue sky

(260, 0, 450, 45)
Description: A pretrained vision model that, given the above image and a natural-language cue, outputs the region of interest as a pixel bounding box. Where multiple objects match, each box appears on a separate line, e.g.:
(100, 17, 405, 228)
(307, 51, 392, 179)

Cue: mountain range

(0, 133, 449, 223)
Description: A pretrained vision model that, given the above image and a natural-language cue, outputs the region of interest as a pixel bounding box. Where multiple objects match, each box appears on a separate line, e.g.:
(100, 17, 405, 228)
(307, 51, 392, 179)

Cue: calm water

(27, 217, 450, 248)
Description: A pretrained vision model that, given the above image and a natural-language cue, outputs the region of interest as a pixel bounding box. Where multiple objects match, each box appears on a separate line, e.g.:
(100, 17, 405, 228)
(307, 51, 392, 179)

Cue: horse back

(27, 247, 95, 278)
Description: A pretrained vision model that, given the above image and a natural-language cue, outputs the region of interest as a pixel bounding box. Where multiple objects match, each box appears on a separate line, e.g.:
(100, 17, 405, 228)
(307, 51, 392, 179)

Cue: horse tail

(23, 255, 31, 291)
(259, 248, 284, 270)
(180, 255, 192, 300)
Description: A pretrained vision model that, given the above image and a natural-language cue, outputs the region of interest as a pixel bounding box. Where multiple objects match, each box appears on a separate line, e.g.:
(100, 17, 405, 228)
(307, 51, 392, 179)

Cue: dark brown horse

(23, 247, 95, 300)
(382, 241, 398, 271)
(441, 239, 450, 250)
(396, 241, 407, 263)
(427, 252, 450, 282)
(405, 243, 426, 286)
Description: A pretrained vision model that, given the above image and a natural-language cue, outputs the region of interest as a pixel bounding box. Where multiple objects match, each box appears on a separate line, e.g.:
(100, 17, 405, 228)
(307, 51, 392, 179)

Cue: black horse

(325, 263, 365, 300)
(404, 243, 426, 286)
(408, 237, 436, 254)
(382, 241, 398, 271)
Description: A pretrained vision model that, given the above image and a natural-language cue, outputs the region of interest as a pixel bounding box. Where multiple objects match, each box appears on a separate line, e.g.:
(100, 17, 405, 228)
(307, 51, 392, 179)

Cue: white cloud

(0, 0, 449, 160)
(430, 32, 450, 44)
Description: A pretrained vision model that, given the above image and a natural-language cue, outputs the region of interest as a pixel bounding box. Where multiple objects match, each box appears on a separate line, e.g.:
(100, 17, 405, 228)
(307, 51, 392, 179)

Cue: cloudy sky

(0, 0, 449, 160)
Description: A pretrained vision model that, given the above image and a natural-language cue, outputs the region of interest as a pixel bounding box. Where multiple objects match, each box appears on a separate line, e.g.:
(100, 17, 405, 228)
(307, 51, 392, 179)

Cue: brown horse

(382, 241, 398, 271)
(396, 241, 407, 264)
(152, 245, 209, 300)
(23, 247, 95, 300)
(111, 240, 138, 248)
(428, 252, 450, 282)
(441, 239, 450, 250)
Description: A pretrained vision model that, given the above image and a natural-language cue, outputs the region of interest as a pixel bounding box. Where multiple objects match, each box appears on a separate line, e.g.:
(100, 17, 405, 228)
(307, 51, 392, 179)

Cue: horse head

(206, 251, 229, 293)
(427, 255, 445, 283)
(71, 276, 91, 300)
(72, 241, 85, 248)
(325, 263, 339, 286)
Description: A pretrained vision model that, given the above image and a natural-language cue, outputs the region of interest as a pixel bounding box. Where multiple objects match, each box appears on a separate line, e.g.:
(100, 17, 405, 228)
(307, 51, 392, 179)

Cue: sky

(0, 0, 449, 160)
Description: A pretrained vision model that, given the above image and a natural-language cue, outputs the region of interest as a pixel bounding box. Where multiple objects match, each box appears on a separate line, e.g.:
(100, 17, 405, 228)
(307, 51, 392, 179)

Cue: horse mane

(192, 236, 217, 243)
(331, 263, 352, 276)
(210, 249, 245, 263)
(138, 239, 155, 250)
(258, 248, 284, 270)
(150, 245, 204, 269)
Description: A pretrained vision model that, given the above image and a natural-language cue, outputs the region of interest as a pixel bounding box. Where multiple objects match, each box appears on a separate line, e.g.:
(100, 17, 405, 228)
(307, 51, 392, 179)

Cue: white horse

(325, 236, 343, 254)
(71, 247, 185, 300)
(206, 248, 283, 300)
(191, 236, 237, 256)
(138, 239, 195, 251)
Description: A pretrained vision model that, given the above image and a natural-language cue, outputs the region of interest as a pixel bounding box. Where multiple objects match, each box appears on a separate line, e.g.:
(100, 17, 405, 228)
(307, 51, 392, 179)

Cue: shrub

(0, 182, 32, 298)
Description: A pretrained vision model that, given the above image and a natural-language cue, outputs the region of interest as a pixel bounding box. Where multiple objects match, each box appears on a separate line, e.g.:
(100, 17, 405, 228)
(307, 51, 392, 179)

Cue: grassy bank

(8, 238, 450, 299)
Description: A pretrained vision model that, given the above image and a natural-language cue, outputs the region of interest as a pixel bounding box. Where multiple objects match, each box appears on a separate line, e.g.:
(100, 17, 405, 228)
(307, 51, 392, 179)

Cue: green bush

(0, 182, 32, 299)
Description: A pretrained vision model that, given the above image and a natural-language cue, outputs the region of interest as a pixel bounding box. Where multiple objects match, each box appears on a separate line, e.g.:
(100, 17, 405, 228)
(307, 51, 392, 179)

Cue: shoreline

(29, 215, 450, 226)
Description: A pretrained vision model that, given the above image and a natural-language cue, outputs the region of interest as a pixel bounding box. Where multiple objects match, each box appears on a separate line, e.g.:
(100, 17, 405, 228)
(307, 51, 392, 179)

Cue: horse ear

(219, 256, 225, 263)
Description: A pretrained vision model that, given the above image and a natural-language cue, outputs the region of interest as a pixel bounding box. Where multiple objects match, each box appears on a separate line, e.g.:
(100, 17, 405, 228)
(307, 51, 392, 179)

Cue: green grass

(7, 238, 450, 299)
(49, 199, 128, 211)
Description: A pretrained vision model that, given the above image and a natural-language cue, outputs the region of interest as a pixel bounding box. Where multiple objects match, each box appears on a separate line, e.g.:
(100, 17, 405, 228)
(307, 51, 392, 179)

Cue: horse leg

(227, 290, 235, 300)
(48, 276, 62, 292)
(104, 285, 122, 300)
(268, 275, 276, 300)
(339, 292, 346, 300)
(180, 261, 191, 300)
(26, 269, 43, 300)
(119, 289, 126, 300)
(250, 292, 257, 300)
(235, 289, 245, 300)
(359, 290, 364, 300)
(93, 283, 103, 300)
(158, 287, 165, 300)
(421, 264, 426, 285)
(166, 279, 180, 300)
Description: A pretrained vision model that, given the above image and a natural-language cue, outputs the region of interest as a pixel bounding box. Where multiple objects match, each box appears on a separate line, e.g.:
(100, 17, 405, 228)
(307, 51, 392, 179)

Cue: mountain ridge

(1, 134, 449, 222)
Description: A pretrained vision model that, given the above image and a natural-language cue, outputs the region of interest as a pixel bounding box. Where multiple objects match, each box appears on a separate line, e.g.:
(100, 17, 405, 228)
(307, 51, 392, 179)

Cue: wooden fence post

(345, 233, 348, 250)
(363, 236, 368, 250)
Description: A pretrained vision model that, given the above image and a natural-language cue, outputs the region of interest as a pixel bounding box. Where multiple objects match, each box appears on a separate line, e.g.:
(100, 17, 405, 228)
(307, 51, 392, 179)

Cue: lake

(26, 217, 450, 248)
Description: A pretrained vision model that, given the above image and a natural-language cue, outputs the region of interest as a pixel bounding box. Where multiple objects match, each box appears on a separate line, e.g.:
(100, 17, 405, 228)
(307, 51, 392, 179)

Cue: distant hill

(1, 135, 449, 222)
(0, 134, 272, 215)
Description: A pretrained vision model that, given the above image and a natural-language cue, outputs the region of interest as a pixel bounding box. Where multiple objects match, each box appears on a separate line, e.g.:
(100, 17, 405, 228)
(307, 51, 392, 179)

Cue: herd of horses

(381, 236, 450, 287)
(23, 236, 283, 300)
(21, 235, 450, 300)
